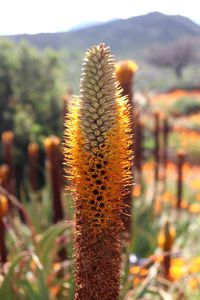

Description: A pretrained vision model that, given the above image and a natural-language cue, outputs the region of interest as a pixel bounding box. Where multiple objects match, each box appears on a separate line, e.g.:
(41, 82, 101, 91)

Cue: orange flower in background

(130, 265, 149, 286)
(189, 257, 200, 273)
(132, 184, 141, 197)
(170, 258, 186, 281)
(142, 161, 154, 183)
(158, 220, 176, 279)
(0, 195, 8, 218)
(173, 113, 200, 132)
(154, 198, 162, 214)
(158, 221, 176, 251)
(196, 193, 200, 201)
(142, 161, 154, 172)
(115, 60, 138, 84)
(151, 89, 200, 107)
(170, 256, 200, 288)
(190, 179, 200, 190)
(0, 194, 8, 263)
(188, 278, 200, 289)
(188, 203, 200, 214)
(154, 192, 177, 213)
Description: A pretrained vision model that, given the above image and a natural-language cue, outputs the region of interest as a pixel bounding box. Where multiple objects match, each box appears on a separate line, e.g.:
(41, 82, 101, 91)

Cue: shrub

(170, 96, 200, 116)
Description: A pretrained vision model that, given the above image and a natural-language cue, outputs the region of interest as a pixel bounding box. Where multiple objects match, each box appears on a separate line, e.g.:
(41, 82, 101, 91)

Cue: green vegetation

(170, 96, 200, 116)
(0, 39, 65, 168)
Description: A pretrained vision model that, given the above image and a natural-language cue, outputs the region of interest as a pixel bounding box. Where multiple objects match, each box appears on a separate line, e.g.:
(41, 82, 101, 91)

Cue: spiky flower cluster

(64, 44, 133, 299)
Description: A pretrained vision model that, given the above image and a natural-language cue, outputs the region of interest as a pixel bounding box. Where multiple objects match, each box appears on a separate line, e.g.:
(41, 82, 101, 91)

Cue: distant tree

(147, 38, 198, 78)
(15, 41, 63, 139)
(0, 39, 19, 134)
(0, 38, 65, 172)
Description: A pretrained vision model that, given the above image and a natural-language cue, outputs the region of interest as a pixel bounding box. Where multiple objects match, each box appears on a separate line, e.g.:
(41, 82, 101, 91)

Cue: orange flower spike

(64, 44, 133, 300)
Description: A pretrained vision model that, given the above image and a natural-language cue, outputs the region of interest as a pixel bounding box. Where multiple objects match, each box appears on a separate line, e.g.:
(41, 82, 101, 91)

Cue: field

(0, 42, 200, 300)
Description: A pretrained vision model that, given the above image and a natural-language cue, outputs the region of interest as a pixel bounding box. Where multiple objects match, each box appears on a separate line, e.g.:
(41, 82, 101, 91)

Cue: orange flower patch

(130, 265, 149, 286)
(132, 184, 141, 197)
(188, 203, 200, 214)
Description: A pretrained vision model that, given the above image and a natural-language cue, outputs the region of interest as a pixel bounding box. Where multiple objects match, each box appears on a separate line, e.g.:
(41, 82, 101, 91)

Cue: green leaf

(0, 253, 26, 300)
(37, 222, 69, 270)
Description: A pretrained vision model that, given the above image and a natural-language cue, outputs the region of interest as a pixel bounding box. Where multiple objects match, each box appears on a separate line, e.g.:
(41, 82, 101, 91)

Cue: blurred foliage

(169, 130, 200, 164)
(170, 96, 200, 116)
(173, 113, 200, 132)
(0, 39, 65, 174)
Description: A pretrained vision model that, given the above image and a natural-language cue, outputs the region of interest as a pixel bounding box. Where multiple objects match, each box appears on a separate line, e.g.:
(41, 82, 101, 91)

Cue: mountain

(5, 12, 200, 58)
(69, 21, 104, 31)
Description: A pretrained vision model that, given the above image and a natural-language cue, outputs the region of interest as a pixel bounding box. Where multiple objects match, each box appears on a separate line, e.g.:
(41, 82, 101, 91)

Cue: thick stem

(162, 117, 169, 188)
(154, 113, 160, 185)
(28, 143, 39, 192)
(75, 220, 121, 300)
(176, 151, 185, 210)
(48, 147, 64, 223)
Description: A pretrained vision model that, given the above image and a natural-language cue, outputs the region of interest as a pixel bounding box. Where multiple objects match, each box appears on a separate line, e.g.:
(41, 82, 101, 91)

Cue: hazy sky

(0, 0, 199, 35)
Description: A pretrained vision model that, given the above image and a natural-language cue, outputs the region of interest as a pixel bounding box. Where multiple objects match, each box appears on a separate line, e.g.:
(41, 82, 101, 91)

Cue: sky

(0, 0, 199, 35)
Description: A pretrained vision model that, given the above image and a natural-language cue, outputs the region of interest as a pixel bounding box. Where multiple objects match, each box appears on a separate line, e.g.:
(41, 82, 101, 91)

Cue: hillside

(6, 12, 200, 58)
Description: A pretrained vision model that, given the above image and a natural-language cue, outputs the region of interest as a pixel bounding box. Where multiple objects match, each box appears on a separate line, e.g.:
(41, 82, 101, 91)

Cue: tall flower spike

(64, 44, 133, 300)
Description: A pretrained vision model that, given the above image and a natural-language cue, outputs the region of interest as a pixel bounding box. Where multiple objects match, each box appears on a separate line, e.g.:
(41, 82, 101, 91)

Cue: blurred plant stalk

(116, 60, 137, 237)
(153, 112, 161, 189)
(162, 116, 170, 190)
(0, 165, 10, 192)
(158, 220, 176, 280)
(44, 136, 64, 223)
(176, 150, 185, 210)
(28, 142, 39, 192)
(135, 111, 143, 183)
(0, 194, 8, 263)
(1, 131, 15, 194)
